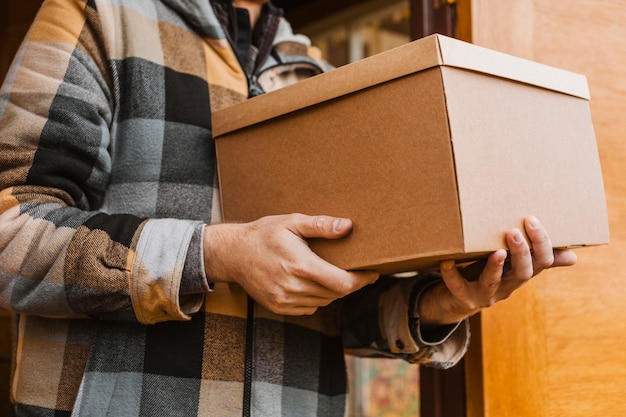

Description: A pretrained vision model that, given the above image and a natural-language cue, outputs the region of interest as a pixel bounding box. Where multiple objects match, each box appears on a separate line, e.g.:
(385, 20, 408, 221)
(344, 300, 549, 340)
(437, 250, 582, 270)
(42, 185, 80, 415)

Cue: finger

(287, 213, 353, 240)
(553, 248, 577, 267)
(265, 298, 324, 316)
(270, 292, 338, 315)
(276, 305, 326, 316)
(279, 274, 346, 300)
(324, 270, 379, 297)
(280, 213, 377, 295)
(287, 250, 379, 297)
(280, 270, 376, 301)
(478, 249, 507, 295)
(439, 260, 469, 299)
(253, 269, 373, 316)
(506, 228, 533, 281)
(524, 216, 554, 269)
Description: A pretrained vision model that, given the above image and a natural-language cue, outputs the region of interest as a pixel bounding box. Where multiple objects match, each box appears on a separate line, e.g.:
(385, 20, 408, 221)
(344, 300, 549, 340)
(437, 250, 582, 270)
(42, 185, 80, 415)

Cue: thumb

(289, 214, 353, 239)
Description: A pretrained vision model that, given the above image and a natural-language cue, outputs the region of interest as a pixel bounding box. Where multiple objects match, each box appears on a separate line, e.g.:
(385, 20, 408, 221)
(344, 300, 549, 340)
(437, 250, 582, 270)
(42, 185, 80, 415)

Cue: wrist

(408, 277, 464, 345)
(415, 284, 441, 326)
(202, 223, 239, 284)
(416, 283, 468, 327)
(409, 275, 442, 324)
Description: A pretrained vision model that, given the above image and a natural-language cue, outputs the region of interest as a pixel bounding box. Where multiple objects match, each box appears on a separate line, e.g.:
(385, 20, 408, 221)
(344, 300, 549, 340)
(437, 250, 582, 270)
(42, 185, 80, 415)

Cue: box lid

(212, 34, 590, 137)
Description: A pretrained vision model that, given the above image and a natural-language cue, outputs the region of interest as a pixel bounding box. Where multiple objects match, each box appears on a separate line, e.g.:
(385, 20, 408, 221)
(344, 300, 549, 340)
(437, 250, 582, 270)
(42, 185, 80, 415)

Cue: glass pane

(306, 0, 410, 67)
(311, 26, 350, 68)
(350, 3, 411, 62)
(346, 356, 420, 417)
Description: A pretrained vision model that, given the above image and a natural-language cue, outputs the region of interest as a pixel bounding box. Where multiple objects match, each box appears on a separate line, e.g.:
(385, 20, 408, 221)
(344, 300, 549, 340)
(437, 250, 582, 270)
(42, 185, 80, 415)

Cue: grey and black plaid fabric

(0, 0, 469, 415)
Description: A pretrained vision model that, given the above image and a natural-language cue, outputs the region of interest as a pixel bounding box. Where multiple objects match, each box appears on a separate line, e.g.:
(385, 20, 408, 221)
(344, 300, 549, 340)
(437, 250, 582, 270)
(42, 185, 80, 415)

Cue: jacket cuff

(130, 218, 205, 324)
(407, 274, 461, 345)
(381, 274, 470, 368)
(179, 223, 213, 314)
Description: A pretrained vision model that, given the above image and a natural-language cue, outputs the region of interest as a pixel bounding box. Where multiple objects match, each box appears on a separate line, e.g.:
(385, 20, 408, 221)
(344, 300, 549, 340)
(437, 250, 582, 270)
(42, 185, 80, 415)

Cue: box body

(212, 34, 609, 274)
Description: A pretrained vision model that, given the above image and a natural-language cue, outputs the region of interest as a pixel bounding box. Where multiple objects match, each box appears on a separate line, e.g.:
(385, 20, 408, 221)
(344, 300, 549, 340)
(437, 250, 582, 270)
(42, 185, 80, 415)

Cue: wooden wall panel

(535, 2, 626, 415)
(471, 0, 534, 59)
(468, 0, 626, 416)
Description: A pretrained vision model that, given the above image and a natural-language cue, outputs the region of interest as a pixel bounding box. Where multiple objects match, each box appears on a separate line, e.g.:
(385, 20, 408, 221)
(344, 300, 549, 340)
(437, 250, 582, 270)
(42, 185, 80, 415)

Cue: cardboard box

(212, 34, 609, 275)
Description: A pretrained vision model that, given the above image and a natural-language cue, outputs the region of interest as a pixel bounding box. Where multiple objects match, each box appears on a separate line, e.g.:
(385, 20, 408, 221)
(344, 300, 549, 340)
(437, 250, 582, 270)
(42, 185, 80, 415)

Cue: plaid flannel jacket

(0, 0, 469, 415)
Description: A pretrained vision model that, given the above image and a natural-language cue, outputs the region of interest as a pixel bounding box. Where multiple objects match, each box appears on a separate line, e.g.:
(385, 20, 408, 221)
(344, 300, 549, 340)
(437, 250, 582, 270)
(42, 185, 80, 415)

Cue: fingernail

(512, 229, 524, 243)
(441, 260, 455, 271)
(333, 218, 350, 233)
(527, 216, 539, 229)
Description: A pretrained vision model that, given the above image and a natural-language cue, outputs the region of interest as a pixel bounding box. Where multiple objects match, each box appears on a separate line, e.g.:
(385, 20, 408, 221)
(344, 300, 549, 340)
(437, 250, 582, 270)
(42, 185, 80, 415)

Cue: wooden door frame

(409, 0, 458, 40)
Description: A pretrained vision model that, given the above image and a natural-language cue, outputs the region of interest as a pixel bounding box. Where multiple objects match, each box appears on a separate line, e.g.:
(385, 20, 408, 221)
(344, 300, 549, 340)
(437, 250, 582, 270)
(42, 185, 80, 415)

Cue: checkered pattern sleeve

(0, 0, 212, 324)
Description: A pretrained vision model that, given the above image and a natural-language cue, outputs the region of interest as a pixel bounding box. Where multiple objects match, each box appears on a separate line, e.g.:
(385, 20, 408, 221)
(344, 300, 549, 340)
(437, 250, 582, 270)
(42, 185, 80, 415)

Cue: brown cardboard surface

(212, 34, 609, 274)
(213, 34, 589, 138)
(443, 66, 606, 251)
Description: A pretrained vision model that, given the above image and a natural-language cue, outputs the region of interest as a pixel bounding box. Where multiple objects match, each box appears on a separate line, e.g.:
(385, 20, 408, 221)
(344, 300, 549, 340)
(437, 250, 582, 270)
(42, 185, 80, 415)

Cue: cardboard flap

(436, 35, 590, 100)
(212, 35, 444, 137)
(213, 34, 590, 136)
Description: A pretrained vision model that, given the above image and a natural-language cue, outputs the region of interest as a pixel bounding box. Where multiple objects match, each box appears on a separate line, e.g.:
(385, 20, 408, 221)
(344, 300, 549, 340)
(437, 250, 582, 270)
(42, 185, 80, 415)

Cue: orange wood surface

(468, 1, 626, 416)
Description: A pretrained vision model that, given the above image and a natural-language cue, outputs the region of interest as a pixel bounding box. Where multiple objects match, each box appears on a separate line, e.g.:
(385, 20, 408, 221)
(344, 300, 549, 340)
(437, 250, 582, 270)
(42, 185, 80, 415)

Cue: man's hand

(203, 213, 379, 315)
(418, 216, 578, 326)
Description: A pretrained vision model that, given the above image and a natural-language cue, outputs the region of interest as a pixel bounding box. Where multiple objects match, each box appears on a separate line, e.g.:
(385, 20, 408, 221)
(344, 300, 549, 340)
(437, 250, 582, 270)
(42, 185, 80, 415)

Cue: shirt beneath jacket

(0, 0, 470, 416)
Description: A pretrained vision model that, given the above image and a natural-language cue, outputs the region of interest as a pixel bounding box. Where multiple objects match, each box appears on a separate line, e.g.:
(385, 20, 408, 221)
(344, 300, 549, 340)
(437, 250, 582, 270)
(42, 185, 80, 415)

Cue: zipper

(210, 2, 252, 96)
(209, 1, 279, 98)
(207, 5, 262, 416)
